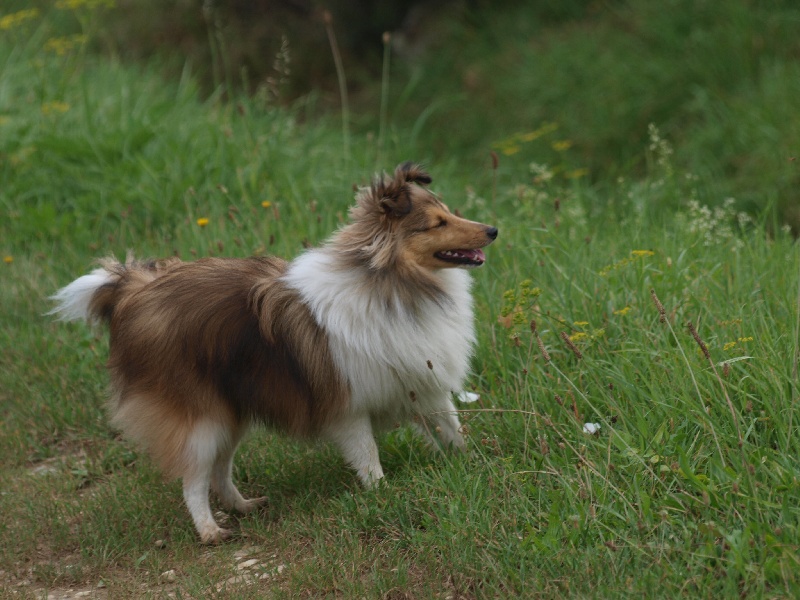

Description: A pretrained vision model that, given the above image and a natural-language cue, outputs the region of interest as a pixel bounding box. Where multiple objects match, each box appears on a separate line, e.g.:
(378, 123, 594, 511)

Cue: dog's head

(338, 162, 498, 272)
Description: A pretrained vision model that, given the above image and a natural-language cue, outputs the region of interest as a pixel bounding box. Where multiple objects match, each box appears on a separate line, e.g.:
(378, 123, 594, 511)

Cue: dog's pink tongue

(458, 249, 486, 263)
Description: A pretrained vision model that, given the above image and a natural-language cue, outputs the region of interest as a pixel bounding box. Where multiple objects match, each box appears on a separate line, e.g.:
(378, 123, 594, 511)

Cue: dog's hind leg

(182, 420, 233, 544)
(326, 415, 384, 487)
(210, 425, 268, 514)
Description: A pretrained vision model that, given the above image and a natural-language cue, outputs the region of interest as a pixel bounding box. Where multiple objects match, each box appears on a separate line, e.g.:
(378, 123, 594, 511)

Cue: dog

(50, 162, 497, 543)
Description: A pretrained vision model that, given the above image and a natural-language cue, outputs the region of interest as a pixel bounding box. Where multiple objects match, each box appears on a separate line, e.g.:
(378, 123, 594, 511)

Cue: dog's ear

(375, 182, 412, 218)
(395, 161, 432, 186)
(365, 162, 430, 218)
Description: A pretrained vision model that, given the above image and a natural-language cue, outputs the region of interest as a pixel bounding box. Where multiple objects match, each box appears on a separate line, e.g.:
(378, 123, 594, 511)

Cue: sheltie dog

(51, 162, 497, 543)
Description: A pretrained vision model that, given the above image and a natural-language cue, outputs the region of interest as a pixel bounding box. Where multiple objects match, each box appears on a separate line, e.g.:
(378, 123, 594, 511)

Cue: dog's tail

(49, 254, 179, 324)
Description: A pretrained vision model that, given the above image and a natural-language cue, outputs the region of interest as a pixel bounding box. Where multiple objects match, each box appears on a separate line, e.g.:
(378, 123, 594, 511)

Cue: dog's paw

(200, 526, 233, 545)
(236, 496, 268, 514)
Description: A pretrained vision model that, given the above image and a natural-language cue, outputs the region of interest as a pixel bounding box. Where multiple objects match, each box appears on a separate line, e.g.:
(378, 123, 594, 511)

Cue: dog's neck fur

(287, 245, 461, 320)
(283, 247, 475, 412)
(325, 225, 451, 313)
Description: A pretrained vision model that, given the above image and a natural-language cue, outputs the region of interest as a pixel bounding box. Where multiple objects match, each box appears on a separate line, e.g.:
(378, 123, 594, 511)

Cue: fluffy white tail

(49, 268, 115, 322)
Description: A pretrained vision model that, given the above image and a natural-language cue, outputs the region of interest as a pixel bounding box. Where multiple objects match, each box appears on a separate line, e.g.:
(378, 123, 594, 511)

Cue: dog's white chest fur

(284, 250, 476, 421)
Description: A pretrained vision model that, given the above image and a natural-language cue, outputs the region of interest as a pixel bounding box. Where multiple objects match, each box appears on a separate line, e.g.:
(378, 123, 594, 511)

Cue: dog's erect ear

(365, 162, 430, 218)
(376, 184, 412, 218)
(395, 161, 432, 186)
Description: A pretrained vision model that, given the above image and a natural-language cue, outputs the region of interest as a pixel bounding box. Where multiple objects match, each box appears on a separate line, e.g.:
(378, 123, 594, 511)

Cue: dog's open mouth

(434, 248, 486, 267)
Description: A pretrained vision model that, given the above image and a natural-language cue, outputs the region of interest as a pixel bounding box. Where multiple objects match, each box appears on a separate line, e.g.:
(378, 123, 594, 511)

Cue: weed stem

(323, 11, 350, 165)
(378, 32, 391, 166)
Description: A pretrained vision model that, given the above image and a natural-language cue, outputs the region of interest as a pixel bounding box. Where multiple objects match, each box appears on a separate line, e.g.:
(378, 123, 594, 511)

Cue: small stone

(154, 539, 166, 549)
(583, 422, 601, 435)
(237, 559, 259, 570)
(160, 569, 177, 583)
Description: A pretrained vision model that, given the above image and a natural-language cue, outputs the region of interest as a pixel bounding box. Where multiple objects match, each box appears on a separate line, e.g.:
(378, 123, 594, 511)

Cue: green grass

(3, 3, 800, 598)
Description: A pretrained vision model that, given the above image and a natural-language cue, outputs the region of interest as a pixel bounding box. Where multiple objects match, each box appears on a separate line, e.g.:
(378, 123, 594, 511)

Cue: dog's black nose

(486, 226, 498, 240)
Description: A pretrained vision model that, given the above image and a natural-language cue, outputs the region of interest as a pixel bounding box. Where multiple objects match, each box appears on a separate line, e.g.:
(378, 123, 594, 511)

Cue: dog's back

(50, 256, 181, 325)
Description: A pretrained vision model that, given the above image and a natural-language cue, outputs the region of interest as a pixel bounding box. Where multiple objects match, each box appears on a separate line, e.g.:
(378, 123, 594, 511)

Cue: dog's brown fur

(93, 256, 349, 479)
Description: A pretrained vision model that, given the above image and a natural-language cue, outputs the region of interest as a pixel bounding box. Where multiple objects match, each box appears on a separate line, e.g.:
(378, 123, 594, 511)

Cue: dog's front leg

(326, 414, 384, 487)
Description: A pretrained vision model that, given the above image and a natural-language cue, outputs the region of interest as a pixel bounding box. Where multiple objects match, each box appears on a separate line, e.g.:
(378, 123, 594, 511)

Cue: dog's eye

(435, 219, 447, 228)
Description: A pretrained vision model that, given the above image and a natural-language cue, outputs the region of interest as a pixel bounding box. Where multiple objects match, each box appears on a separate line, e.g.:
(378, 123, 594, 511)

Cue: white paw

(236, 496, 268, 513)
(199, 526, 232, 545)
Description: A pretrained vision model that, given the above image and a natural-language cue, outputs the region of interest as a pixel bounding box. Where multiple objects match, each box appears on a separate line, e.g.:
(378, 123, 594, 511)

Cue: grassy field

(3, 3, 800, 599)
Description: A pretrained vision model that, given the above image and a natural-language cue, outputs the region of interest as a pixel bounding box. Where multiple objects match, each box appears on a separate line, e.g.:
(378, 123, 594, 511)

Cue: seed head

(686, 321, 710, 360)
(536, 334, 551, 363)
(650, 289, 666, 323)
(560, 331, 583, 360)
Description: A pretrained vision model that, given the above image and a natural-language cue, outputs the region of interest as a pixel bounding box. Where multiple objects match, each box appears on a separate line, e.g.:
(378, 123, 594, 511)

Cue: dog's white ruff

(283, 249, 475, 484)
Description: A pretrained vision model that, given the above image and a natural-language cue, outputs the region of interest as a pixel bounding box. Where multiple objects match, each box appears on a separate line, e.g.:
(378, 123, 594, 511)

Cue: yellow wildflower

(738, 337, 753, 343)
(552, 140, 573, 151)
(0, 9, 39, 30)
(196, 218, 210, 227)
(261, 201, 272, 208)
(44, 34, 88, 56)
(569, 332, 589, 342)
(720, 318, 743, 326)
(55, 0, 115, 9)
(630, 250, 655, 257)
(41, 102, 71, 115)
(3, 256, 13, 264)
(613, 306, 631, 316)
(491, 123, 559, 154)
(573, 321, 589, 327)
(565, 168, 588, 179)
(518, 123, 559, 142)
(599, 256, 632, 277)
(723, 341, 737, 351)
